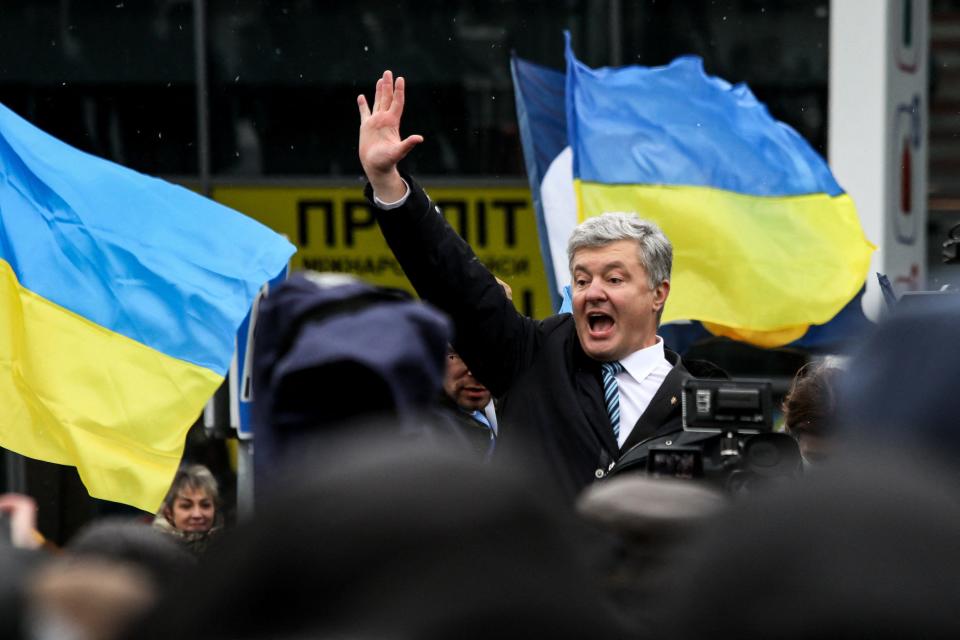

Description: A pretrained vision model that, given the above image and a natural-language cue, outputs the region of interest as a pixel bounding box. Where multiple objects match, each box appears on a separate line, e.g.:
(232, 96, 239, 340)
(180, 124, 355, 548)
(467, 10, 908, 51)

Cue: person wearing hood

(250, 272, 475, 485)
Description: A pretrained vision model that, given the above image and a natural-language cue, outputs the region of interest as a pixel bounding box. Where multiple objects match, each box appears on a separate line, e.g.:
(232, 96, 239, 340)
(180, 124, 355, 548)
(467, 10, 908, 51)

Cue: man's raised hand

(358, 70, 423, 202)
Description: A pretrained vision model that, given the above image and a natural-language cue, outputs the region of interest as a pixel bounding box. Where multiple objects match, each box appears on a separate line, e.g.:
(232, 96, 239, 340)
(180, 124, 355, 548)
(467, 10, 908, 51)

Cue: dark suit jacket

(437, 395, 496, 460)
(370, 175, 692, 501)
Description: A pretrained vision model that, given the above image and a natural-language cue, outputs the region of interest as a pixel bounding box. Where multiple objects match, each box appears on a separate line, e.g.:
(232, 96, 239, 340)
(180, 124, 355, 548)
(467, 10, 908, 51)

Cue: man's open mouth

(587, 312, 615, 334)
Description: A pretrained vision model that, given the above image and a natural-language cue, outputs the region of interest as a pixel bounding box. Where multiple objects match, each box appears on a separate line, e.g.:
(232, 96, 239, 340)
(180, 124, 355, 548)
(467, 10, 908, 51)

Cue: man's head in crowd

(440, 275, 510, 412)
(444, 347, 492, 412)
(567, 213, 672, 362)
(782, 363, 841, 464)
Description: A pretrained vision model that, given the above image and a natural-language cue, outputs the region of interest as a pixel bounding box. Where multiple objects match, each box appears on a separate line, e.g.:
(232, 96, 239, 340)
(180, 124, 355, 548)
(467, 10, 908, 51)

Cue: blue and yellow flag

(0, 103, 295, 511)
(565, 35, 875, 347)
(510, 55, 568, 306)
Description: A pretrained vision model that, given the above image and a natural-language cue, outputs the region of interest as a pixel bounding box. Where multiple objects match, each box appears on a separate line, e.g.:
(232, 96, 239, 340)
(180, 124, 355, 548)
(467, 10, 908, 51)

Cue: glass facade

(0, 0, 198, 175)
(1, 0, 831, 179)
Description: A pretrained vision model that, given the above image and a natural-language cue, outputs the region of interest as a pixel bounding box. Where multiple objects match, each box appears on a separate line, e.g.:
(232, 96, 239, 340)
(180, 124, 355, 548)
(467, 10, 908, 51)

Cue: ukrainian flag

(0, 103, 295, 511)
(566, 35, 875, 347)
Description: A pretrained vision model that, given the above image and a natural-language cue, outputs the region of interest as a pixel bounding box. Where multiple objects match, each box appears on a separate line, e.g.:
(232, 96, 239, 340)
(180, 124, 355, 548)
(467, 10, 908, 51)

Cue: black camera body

(681, 378, 773, 433)
(609, 379, 801, 493)
(942, 222, 960, 264)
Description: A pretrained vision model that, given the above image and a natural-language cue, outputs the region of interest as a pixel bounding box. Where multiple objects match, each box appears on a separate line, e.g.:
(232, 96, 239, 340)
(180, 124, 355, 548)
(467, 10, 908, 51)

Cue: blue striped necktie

(472, 410, 493, 433)
(601, 361, 625, 440)
(471, 410, 496, 461)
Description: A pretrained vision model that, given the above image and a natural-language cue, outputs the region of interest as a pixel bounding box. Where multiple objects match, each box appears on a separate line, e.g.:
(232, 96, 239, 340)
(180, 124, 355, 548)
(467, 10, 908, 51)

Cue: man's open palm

(358, 70, 423, 181)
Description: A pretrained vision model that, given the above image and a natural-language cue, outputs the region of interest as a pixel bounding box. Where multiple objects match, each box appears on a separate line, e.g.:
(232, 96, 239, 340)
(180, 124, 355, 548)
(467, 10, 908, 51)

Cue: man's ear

(652, 280, 670, 312)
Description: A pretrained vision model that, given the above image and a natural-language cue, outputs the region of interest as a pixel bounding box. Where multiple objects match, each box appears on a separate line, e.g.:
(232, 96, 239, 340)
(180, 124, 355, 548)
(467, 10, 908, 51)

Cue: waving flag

(512, 37, 875, 349)
(0, 103, 295, 511)
(510, 55, 569, 308)
(564, 34, 874, 346)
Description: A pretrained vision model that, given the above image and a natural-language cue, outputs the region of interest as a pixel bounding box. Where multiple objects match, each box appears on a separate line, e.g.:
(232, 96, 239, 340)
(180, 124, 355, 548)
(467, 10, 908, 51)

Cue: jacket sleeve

(368, 173, 540, 397)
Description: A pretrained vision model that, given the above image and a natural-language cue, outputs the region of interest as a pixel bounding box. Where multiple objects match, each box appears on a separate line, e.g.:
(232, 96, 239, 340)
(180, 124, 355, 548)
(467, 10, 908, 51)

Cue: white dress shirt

(372, 179, 411, 209)
(614, 336, 673, 449)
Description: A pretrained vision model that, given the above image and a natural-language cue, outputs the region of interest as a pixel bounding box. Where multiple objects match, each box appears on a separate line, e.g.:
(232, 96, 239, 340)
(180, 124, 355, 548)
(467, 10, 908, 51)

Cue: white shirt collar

(618, 336, 667, 383)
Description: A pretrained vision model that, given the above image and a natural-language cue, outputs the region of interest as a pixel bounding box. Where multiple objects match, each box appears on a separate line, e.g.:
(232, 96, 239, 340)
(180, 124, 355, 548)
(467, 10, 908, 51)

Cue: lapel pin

(670, 396, 678, 405)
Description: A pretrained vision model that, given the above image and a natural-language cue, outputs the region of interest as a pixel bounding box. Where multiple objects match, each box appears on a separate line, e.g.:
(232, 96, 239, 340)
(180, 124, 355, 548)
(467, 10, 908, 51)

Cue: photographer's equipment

(942, 221, 960, 264)
(877, 273, 898, 311)
(609, 379, 801, 493)
(877, 272, 959, 316)
(646, 447, 703, 480)
(681, 378, 773, 433)
(897, 289, 960, 313)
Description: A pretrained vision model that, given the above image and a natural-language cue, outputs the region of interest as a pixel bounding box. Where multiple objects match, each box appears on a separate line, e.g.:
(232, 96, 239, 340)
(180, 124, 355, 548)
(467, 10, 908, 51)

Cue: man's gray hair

(567, 212, 672, 288)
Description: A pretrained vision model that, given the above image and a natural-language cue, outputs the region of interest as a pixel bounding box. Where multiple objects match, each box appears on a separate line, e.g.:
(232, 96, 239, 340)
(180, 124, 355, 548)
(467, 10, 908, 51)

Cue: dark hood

(251, 273, 452, 480)
(838, 291, 960, 462)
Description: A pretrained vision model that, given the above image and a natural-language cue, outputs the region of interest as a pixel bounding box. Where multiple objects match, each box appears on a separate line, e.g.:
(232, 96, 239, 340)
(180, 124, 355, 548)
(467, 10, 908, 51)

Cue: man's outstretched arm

(357, 71, 541, 397)
(357, 70, 422, 203)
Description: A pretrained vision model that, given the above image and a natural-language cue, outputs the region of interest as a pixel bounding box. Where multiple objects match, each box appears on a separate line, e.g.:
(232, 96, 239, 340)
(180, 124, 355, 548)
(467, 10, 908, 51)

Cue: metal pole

(236, 441, 255, 521)
(194, 0, 254, 517)
(609, 0, 623, 66)
(193, 0, 211, 198)
(4, 449, 27, 494)
(194, 0, 225, 434)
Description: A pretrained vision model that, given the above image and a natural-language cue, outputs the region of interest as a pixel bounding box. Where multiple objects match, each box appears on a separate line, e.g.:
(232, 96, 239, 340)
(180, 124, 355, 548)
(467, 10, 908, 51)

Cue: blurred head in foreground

(128, 437, 626, 639)
(252, 272, 453, 483)
(660, 452, 960, 639)
(837, 292, 960, 467)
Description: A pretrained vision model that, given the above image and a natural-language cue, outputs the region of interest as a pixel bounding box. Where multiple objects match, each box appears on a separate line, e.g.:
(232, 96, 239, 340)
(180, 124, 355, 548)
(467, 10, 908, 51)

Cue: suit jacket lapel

(575, 367, 620, 455)
(620, 351, 691, 452)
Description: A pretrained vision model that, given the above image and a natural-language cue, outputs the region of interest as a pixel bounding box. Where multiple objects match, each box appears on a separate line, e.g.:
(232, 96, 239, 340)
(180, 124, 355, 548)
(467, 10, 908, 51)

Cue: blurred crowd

(2, 274, 960, 640)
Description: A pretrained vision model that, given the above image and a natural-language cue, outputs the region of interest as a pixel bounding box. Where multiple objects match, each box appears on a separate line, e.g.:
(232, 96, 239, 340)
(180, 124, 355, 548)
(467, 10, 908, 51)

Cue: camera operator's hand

(357, 70, 423, 203)
(0, 492, 42, 550)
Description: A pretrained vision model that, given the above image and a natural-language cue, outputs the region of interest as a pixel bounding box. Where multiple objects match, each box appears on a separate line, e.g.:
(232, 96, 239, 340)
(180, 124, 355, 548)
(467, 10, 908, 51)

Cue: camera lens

(743, 433, 801, 477)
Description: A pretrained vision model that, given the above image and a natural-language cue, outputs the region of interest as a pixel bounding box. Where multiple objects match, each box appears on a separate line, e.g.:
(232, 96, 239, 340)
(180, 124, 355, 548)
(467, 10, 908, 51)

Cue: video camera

(608, 379, 802, 494)
(942, 222, 960, 264)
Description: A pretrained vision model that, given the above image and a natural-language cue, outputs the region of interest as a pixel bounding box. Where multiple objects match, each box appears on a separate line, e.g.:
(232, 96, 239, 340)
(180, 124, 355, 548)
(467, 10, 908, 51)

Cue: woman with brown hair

(153, 464, 222, 556)
(782, 363, 842, 465)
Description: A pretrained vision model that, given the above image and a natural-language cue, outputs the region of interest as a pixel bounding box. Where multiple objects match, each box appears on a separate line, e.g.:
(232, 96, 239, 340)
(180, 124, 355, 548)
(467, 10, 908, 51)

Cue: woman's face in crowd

(170, 486, 215, 533)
